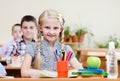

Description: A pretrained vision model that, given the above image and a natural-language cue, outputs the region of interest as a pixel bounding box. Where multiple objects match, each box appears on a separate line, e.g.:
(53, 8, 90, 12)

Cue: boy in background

(0, 23, 22, 57)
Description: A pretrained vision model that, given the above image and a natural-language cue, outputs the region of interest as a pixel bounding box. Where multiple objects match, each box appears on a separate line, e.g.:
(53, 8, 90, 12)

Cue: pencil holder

(57, 61, 68, 78)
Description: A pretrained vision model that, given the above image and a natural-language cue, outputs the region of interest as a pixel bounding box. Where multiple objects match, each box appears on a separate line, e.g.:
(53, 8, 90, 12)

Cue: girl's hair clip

(56, 13, 63, 23)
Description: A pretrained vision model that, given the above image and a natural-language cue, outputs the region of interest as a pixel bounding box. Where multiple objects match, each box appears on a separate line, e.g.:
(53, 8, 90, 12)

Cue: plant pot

(64, 36, 70, 42)
(78, 33, 85, 43)
(71, 35, 78, 42)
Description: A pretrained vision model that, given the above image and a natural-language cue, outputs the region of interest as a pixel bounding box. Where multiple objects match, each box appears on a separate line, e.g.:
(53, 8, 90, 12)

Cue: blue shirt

(0, 63, 7, 75)
(25, 39, 75, 71)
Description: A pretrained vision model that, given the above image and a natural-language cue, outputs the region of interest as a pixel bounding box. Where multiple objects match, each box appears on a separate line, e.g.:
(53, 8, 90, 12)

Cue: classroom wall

(0, 0, 120, 48)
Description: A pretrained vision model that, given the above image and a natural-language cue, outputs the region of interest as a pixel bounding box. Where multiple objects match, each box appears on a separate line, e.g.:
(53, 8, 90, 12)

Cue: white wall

(0, 0, 120, 48)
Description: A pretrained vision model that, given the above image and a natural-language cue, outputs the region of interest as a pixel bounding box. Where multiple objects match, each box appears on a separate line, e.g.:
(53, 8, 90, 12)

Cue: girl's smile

(41, 18, 62, 42)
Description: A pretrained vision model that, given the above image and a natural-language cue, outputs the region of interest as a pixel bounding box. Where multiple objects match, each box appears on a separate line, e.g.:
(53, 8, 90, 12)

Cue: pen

(54, 49, 60, 61)
(66, 50, 73, 61)
(67, 52, 73, 61)
(59, 50, 63, 57)
(62, 51, 66, 61)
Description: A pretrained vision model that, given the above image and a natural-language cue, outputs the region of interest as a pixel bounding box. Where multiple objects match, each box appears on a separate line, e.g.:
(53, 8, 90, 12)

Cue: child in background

(19, 15, 37, 55)
(6, 15, 37, 65)
(20, 15, 37, 44)
(0, 23, 22, 57)
(7, 15, 37, 57)
(6, 23, 23, 56)
(21, 9, 83, 78)
(0, 62, 7, 76)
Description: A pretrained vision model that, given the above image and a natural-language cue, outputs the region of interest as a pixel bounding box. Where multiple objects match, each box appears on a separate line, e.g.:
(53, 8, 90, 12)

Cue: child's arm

(21, 54, 39, 77)
(21, 54, 57, 78)
(69, 57, 83, 69)
(64, 45, 83, 69)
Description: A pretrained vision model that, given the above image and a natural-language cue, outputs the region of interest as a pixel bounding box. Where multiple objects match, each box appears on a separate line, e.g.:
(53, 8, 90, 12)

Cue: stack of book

(72, 68, 108, 78)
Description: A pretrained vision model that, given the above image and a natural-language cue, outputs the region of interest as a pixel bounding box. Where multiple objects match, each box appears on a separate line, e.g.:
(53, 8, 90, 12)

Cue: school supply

(78, 68, 104, 74)
(54, 49, 73, 61)
(72, 68, 105, 77)
(54, 49, 73, 78)
(57, 61, 68, 78)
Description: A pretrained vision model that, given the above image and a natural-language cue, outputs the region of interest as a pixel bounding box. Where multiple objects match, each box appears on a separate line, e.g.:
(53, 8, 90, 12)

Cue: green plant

(64, 26, 70, 36)
(96, 35, 120, 48)
(76, 27, 94, 37)
(96, 41, 108, 48)
(63, 26, 71, 42)
(75, 27, 94, 43)
(108, 35, 120, 48)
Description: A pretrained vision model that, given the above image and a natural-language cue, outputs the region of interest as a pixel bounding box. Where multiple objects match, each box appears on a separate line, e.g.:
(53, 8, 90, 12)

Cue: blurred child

(6, 15, 37, 65)
(21, 9, 83, 78)
(0, 23, 22, 57)
(18, 15, 37, 57)
(20, 15, 37, 44)
(0, 62, 7, 76)
(6, 23, 23, 56)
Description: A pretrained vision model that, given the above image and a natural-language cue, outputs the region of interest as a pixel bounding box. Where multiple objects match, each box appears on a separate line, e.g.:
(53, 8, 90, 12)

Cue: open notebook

(32, 69, 77, 78)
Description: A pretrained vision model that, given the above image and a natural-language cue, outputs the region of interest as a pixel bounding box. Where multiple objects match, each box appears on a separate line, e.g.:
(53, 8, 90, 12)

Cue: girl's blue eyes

(44, 26, 59, 30)
(54, 27, 59, 29)
(44, 26, 50, 29)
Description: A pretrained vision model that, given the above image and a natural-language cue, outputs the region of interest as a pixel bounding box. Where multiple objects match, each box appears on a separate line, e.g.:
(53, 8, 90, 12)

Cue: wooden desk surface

(0, 78, 120, 81)
(74, 48, 120, 78)
(0, 59, 21, 70)
(74, 48, 120, 60)
(74, 48, 120, 52)
(0, 59, 7, 65)
(3, 65, 21, 77)
(4, 65, 21, 70)
(0, 59, 5, 62)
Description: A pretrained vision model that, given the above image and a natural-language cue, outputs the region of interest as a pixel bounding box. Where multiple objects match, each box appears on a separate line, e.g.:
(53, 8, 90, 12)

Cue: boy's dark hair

(12, 23, 21, 32)
(21, 15, 37, 27)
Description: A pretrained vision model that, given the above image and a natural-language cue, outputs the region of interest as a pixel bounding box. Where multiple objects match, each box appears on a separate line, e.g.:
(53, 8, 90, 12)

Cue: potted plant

(63, 26, 70, 42)
(96, 34, 120, 48)
(70, 31, 78, 42)
(76, 27, 94, 43)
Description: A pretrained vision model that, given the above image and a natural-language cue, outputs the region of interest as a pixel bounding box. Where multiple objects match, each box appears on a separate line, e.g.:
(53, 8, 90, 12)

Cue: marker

(66, 51, 73, 61)
(67, 52, 73, 61)
(62, 51, 66, 61)
(54, 49, 60, 61)
(59, 50, 63, 57)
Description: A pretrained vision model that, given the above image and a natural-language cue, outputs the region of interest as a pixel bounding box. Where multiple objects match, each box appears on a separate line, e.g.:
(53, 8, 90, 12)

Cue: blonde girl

(21, 9, 83, 78)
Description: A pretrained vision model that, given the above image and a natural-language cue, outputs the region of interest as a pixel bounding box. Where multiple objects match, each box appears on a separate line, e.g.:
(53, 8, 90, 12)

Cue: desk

(75, 48, 120, 78)
(0, 59, 7, 65)
(5, 65, 21, 70)
(0, 78, 120, 81)
(0, 59, 21, 77)
(4, 65, 21, 77)
(5, 65, 21, 77)
(0, 59, 6, 62)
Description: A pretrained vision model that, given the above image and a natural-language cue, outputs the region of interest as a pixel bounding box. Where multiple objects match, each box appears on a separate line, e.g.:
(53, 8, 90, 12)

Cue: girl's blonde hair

(32, 30, 41, 69)
(33, 9, 65, 69)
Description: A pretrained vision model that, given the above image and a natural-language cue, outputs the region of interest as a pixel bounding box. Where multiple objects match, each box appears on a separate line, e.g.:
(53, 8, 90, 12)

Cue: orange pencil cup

(57, 61, 68, 78)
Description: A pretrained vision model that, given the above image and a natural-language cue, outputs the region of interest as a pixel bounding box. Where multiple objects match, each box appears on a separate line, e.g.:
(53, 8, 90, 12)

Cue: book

(78, 68, 104, 74)
(36, 69, 77, 78)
